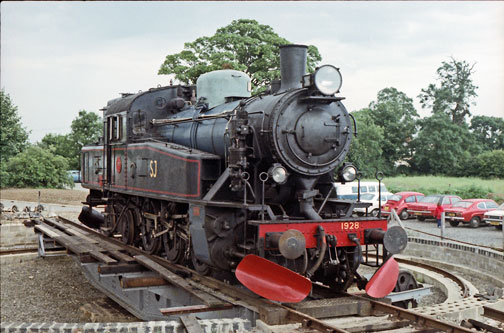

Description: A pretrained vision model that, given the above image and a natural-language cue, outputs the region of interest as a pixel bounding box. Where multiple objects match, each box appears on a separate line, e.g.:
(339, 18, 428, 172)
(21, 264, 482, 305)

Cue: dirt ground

(1, 188, 87, 206)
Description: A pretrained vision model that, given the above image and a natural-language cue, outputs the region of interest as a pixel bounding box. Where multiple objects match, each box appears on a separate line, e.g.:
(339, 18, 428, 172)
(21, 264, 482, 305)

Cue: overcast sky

(2, 1, 503, 142)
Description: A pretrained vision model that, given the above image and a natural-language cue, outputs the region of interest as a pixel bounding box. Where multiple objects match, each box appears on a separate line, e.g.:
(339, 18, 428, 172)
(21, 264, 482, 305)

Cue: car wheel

(399, 210, 409, 220)
(371, 209, 379, 217)
(469, 216, 480, 228)
(449, 220, 459, 227)
(496, 225, 503, 231)
(417, 216, 426, 221)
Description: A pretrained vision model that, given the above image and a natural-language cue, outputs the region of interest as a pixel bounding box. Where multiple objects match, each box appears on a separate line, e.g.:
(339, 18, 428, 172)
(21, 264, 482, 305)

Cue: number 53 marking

(149, 160, 158, 178)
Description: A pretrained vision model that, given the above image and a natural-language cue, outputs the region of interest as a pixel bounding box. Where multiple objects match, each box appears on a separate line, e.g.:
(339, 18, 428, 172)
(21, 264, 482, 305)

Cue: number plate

(384, 207, 390, 211)
(341, 222, 361, 230)
(415, 212, 422, 216)
(447, 213, 456, 217)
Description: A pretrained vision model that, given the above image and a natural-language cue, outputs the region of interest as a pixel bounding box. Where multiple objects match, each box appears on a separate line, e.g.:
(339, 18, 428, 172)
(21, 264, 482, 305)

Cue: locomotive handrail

(150, 112, 232, 126)
(349, 113, 358, 138)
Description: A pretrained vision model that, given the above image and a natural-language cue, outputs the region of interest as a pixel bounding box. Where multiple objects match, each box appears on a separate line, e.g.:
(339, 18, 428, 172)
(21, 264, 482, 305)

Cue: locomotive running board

(235, 254, 312, 303)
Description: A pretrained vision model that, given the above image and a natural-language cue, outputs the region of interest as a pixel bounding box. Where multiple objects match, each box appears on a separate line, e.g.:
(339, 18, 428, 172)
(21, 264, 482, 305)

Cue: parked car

(483, 202, 504, 230)
(444, 199, 499, 228)
(353, 192, 395, 217)
(381, 192, 425, 220)
(334, 181, 389, 200)
(68, 170, 81, 183)
(407, 194, 461, 221)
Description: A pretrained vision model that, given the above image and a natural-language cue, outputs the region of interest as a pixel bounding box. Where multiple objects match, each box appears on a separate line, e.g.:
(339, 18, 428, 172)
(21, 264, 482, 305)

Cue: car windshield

(389, 195, 402, 201)
(498, 203, 504, 210)
(360, 194, 375, 200)
(420, 195, 441, 203)
(453, 201, 473, 208)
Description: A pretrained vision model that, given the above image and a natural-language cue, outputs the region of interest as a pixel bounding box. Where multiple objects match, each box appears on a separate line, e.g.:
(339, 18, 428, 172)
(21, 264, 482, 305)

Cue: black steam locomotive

(80, 45, 406, 300)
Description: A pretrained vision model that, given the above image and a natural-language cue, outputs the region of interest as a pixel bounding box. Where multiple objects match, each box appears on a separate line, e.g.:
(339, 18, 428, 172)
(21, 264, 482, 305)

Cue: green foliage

(2, 146, 73, 189)
(68, 110, 102, 169)
(368, 87, 419, 174)
(383, 175, 501, 202)
(346, 108, 385, 177)
(470, 115, 504, 150)
(38, 133, 74, 160)
(472, 150, 504, 178)
(418, 58, 478, 125)
(158, 19, 321, 93)
(410, 113, 479, 175)
(0, 90, 30, 163)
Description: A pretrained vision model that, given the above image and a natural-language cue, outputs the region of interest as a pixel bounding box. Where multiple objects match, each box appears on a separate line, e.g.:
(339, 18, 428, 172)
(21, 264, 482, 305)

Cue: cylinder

(279, 44, 308, 92)
(78, 206, 104, 229)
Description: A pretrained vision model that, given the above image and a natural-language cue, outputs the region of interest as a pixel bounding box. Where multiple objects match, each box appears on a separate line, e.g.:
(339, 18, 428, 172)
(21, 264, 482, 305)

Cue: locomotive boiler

(80, 44, 407, 301)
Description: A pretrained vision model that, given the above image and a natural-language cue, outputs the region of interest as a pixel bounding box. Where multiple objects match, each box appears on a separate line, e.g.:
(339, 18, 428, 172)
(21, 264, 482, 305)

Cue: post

(441, 212, 445, 240)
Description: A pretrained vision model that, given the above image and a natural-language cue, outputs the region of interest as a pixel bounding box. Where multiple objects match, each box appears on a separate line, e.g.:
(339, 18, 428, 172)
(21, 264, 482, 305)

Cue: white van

(333, 181, 389, 200)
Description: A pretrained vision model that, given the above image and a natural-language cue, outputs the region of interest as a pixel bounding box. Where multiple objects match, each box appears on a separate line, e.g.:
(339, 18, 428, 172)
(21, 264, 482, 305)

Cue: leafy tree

(38, 133, 74, 160)
(346, 108, 386, 177)
(473, 150, 504, 178)
(3, 146, 73, 188)
(470, 115, 504, 150)
(158, 19, 321, 93)
(418, 58, 478, 125)
(368, 88, 419, 174)
(410, 113, 478, 175)
(0, 90, 30, 163)
(68, 110, 102, 169)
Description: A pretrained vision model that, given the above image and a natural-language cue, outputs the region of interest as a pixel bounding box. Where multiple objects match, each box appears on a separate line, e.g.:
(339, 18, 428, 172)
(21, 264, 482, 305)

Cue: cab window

(451, 197, 461, 204)
(486, 202, 498, 209)
(477, 202, 486, 209)
(107, 114, 126, 142)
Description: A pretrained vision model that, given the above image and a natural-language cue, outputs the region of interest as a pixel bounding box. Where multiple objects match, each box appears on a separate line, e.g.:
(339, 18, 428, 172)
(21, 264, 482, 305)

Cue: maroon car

(381, 191, 425, 220)
(407, 194, 461, 221)
(444, 199, 499, 228)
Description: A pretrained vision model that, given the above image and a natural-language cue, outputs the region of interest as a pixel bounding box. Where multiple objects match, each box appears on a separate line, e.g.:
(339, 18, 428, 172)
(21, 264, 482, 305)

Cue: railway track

(19, 215, 487, 333)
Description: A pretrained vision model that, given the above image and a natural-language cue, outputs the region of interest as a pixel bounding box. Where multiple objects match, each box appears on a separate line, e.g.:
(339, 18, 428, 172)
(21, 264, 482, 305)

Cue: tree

(470, 115, 504, 150)
(2, 146, 73, 188)
(38, 133, 74, 160)
(346, 108, 386, 177)
(418, 58, 478, 125)
(0, 90, 30, 163)
(68, 110, 102, 169)
(410, 113, 478, 175)
(158, 19, 321, 93)
(368, 88, 419, 174)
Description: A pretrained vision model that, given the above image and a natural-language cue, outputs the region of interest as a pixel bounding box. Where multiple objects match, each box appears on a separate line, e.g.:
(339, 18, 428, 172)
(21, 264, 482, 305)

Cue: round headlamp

(341, 165, 357, 182)
(269, 164, 289, 184)
(314, 65, 342, 95)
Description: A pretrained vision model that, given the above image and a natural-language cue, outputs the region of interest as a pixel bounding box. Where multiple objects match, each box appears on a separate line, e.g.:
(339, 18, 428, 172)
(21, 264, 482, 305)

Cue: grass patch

(371, 176, 504, 203)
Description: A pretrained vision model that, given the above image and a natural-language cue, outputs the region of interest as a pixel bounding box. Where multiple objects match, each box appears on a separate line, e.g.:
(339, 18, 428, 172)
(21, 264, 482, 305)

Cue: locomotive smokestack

(279, 44, 307, 93)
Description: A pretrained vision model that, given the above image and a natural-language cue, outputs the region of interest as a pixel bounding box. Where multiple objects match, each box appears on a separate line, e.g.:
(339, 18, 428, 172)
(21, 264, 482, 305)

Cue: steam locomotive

(80, 44, 407, 301)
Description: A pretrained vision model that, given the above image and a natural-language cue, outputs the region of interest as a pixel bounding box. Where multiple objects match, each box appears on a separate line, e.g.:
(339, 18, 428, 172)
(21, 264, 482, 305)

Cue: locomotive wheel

(119, 207, 136, 245)
(163, 229, 185, 263)
(191, 249, 212, 275)
(140, 200, 161, 254)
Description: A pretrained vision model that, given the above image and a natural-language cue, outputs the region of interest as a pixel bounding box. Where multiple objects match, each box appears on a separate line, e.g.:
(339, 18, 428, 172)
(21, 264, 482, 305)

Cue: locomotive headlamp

(269, 164, 289, 184)
(313, 65, 342, 95)
(337, 163, 357, 183)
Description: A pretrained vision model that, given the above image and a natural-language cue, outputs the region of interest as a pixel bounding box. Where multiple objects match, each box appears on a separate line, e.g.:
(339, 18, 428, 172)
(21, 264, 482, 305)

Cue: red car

(381, 191, 425, 220)
(407, 194, 461, 221)
(444, 199, 499, 228)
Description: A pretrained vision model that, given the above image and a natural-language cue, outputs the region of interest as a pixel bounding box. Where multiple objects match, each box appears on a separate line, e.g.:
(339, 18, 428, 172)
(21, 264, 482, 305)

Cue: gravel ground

(0, 255, 136, 323)
(401, 217, 503, 249)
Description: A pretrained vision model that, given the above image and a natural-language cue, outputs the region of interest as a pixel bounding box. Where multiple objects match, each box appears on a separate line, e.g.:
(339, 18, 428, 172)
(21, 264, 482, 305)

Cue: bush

(473, 150, 504, 178)
(2, 146, 73, 188)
